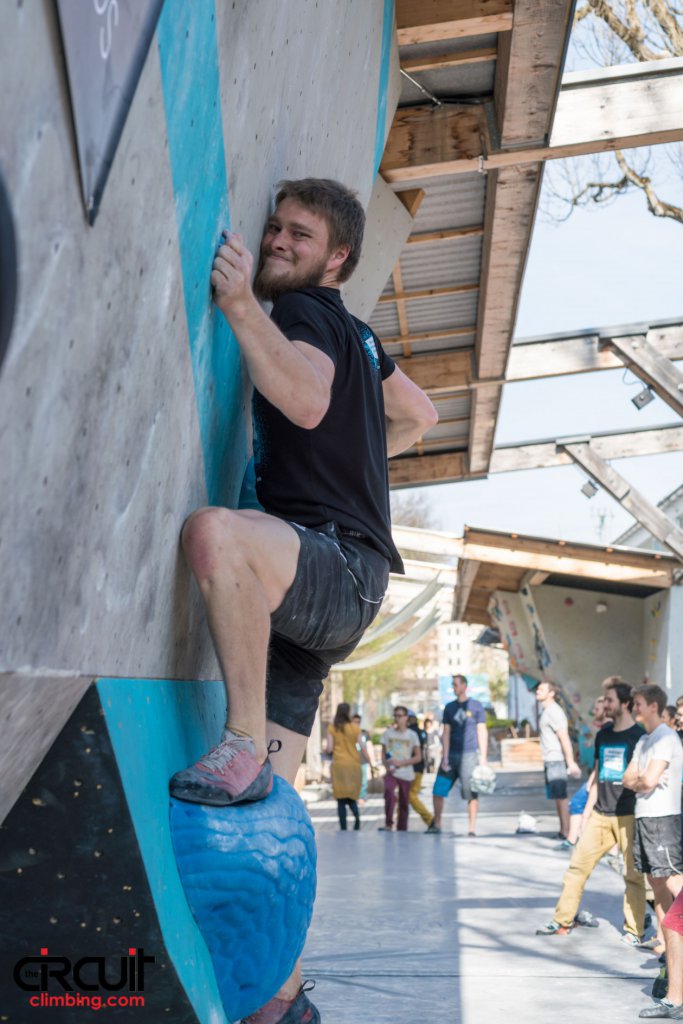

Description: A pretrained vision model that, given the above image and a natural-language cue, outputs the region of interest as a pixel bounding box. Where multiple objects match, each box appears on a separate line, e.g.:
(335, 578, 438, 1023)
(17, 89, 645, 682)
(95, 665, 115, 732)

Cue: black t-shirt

(410, 725, 428, 773)
(594, 723, 645, 816)
(253, 287, 403, 573)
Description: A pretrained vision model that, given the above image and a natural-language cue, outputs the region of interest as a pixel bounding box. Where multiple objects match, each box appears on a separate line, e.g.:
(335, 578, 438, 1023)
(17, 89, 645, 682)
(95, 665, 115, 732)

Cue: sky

(404, 176, 683, 545)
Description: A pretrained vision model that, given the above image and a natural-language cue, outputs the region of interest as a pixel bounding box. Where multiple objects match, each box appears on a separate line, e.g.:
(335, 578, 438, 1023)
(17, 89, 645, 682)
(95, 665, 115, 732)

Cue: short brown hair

(275, 178, 365, 282)
(634, 683, 667, 715)
(604, 680, 633, 711)
(602, 675, 626, 690)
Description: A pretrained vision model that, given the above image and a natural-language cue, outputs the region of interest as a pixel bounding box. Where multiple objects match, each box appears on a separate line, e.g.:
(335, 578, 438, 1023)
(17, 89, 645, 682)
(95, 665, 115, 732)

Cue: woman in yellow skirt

(327, 702, 362, 830)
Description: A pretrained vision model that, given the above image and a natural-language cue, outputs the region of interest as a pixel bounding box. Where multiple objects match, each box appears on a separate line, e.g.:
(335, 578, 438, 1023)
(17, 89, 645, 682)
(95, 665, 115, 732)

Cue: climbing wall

(0, 1, 399, 1020)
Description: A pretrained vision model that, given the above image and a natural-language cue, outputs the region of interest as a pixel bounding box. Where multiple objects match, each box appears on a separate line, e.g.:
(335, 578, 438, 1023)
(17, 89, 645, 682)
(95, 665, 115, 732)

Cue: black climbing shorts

(634, 815, 683, 877)
(267, 521, 390, 737)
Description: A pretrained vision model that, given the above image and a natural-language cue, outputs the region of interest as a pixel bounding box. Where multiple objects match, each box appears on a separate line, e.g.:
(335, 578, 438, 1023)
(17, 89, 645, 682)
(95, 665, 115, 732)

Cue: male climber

(170, 178, 438, 1023)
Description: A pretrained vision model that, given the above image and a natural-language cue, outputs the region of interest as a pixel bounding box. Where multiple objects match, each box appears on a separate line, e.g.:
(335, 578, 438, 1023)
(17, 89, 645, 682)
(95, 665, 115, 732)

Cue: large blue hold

(170, 778, 317, 1022)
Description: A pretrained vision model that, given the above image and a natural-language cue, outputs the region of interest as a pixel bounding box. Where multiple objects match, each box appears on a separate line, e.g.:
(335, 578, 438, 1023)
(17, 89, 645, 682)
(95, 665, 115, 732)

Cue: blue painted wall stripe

(95, 3, 255, 1022)
(374, 0, 395, 177)
(98, 678, 229, 1023)
(157, 0, 246, 508)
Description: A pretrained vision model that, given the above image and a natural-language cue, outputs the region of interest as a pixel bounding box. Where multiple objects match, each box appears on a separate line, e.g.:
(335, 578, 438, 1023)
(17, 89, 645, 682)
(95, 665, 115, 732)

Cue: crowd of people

(327, 673, 488, 835)
(535, 677, 683, 1019)
(327, 673, 683, 1019)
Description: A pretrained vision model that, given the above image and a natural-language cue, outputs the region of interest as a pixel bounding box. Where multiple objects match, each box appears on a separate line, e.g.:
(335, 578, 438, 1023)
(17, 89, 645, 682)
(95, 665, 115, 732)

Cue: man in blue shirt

(427, 674, 488, 835)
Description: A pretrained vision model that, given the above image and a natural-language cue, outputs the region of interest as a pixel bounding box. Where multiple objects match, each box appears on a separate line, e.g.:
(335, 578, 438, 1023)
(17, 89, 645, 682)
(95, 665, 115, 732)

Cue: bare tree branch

(579, 0, 661, 59)
(554, 2, 683, 226)
(643, 0, 683, 51)
(614, 149, 683, 221)
(575, 4, 594, 21)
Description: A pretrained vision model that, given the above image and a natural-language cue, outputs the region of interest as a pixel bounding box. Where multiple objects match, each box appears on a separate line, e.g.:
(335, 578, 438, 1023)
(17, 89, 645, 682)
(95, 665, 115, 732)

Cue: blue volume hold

(169, 778, 317, 1022)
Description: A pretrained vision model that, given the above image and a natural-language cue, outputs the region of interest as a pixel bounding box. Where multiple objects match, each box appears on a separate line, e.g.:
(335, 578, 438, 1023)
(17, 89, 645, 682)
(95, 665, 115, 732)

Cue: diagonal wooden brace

(560, 441, 683, 563)
(599, 334, 683, 418)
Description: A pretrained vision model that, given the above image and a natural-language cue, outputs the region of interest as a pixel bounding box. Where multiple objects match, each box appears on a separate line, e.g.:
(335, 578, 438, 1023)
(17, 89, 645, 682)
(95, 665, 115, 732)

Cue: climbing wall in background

(493, 581, 654, 728)
(0, 2, 399, 1020)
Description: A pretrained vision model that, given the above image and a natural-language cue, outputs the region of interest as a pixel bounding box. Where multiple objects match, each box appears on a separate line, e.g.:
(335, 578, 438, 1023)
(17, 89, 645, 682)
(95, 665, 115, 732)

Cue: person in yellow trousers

(535, 680, 646, 940)
(406, 710, 433, 828)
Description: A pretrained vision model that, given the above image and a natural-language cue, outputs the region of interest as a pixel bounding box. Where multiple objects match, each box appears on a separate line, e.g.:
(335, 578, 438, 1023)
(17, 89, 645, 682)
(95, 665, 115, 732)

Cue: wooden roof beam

(396, 0, 513, 46)
(490, 424, 683, 473)
(507, 324, 683, 381)
(389, 450, 470, 488)
(395, 349, 474, 390)
(381, 60, 683, 183)
(388, 424, 683, 487)
(462, 526, 677, 584)
(560, 442, 683, 563)
(453, 558, 481, 621)
(391, 261, 412, 356)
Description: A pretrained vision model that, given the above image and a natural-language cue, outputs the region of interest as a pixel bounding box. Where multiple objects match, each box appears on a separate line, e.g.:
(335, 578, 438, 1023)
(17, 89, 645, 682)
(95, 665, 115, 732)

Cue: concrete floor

(301, 770, 658, 1023)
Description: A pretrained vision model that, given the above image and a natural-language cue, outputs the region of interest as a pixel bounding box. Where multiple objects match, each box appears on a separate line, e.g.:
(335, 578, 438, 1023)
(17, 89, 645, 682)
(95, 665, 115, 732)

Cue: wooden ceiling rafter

(405, 225, 485, 245)
(379, 6, 683, 490)
(381, 326, 476, 346)
(378, 281, 480, 304)
(395, 0, 514, 46)
(401, 45, 498, 75)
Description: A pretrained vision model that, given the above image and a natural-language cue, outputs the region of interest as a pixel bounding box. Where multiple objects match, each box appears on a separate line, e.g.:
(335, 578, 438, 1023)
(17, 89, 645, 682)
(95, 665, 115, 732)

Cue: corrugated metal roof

(431, 394, 471, 420)
(406, 292, 479, 331)
(399, 64, 495, 105)
(398, 236, 482, 290)
(424, 417, 470, 442)
(369, 305, 401, 336)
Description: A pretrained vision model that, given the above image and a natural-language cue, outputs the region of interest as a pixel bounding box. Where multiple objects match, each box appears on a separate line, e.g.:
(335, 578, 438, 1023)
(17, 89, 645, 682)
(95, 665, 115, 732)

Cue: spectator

(623, 685, 683, 952)
(664, 706, 678, 728)
(674, 702, 683, 747)
(406, 711, 433, 829)
(379, 706, 421, 832)
(566, 694, 614, 848)
(327, 702, 362, 831)
(639, 886, 683, 1018)
(424, 716, 441, 773)
(352, 713, 376, 803)
(536, 680, 646, 941)
(578, 694, 610, 770)
(535, 680, 582, 839)
(427, 674, 488, 836)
